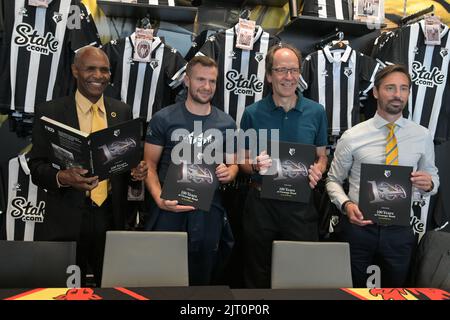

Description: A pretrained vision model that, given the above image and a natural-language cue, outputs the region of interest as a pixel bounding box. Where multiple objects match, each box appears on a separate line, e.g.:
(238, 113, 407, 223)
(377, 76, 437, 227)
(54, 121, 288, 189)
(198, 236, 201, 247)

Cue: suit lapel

(105, 97, 122, 127)
(64, 96, 80, 130)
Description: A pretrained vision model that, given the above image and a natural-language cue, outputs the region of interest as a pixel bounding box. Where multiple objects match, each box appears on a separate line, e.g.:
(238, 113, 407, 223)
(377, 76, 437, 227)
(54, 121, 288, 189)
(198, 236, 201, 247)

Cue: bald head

(73, 46, 109, 68)
(71, 46, 111, 103)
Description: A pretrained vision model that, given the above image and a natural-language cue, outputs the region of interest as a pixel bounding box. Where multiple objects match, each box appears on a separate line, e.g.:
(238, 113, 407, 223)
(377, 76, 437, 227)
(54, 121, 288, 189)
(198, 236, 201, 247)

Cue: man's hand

(345, 202, 373, 227)
(411, 171, 433, 192)
(308, 163, 323, 189)
(216, 163, 236, 184)
(131, 160, 148, 181)
(157, 199, 195, 213)
(57, 168, 99, 191)
(256, 150, 272, 174)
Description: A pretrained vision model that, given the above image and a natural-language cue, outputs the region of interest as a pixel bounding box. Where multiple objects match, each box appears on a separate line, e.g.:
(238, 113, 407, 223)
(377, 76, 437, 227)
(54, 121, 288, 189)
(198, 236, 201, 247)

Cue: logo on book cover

(384, 170, 391, 178)
(289, 148, 296, 156)
(114, 129, 120, 137)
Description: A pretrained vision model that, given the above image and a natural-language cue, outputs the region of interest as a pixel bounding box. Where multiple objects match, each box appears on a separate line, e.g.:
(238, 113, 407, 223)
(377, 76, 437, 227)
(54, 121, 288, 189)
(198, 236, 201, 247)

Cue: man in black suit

(29, 46, 148, 286)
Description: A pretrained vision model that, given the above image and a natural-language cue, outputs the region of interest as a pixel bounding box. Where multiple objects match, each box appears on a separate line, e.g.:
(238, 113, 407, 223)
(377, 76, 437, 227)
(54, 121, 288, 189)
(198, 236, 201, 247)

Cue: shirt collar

(373, 112, 407, 129)
(268, 92, 304, 113)
(323, 45, 353, 63)
(75, 90, 106, 115)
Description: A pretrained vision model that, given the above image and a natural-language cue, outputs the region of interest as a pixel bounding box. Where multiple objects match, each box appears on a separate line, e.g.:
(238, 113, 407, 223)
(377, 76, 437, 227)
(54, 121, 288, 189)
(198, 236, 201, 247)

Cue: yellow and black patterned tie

(385, 123, 399, 166)
(90, 104, 108, 206)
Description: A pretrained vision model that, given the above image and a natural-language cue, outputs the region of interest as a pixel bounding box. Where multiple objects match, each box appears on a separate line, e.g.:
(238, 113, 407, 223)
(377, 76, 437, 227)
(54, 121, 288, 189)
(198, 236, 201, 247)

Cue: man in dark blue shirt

(144, 56, 238, 286)
(239, 43, 328, 288)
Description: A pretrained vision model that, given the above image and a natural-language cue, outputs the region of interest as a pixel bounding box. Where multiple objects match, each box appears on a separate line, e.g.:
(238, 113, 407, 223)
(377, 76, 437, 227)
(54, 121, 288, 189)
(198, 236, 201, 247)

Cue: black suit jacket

(29, 95, 132, 241)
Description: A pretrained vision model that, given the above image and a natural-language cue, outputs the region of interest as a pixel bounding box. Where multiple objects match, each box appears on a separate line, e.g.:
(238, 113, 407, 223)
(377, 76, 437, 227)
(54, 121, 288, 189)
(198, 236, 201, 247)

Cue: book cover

(359, 163, 413, 226)
(161, 159, 219, 212)
(261, 141, 316, 203)
(41, 116, 143, 181)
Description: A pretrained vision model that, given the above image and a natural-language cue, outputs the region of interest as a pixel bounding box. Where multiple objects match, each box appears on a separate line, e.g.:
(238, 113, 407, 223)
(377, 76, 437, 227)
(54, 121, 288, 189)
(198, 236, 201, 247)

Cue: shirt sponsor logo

(10, 196, 45, 223)
(14, 23, 59, 55)
(225, 69, 263, 96)
(411, 61, 445, 88)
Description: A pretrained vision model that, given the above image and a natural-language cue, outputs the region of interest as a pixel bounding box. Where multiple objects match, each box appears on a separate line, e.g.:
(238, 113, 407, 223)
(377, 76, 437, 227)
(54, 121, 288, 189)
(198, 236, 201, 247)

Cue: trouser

(77, 197, 113, 287)
(243, 187, 319, 288)
(339, 218, 416, 288)
(150, 204, 231, 286)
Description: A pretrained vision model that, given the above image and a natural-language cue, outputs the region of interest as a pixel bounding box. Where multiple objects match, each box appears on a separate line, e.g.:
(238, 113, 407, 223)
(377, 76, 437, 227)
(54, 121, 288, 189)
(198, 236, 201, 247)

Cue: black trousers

(243, 187, 319, 288)
(77, 198, 113, 286)
(339, 218, 416, 288)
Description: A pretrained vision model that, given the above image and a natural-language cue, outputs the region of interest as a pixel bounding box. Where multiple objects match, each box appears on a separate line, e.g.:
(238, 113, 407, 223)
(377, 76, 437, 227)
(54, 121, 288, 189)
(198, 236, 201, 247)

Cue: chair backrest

(271, 241, 353, 289)
(101, 231, 189, 288)
(0, 240, 76, 288)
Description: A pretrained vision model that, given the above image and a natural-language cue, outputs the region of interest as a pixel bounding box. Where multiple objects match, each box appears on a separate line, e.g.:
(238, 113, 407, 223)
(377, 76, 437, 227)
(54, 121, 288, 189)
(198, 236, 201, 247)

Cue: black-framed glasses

(272, 67, 300, 76)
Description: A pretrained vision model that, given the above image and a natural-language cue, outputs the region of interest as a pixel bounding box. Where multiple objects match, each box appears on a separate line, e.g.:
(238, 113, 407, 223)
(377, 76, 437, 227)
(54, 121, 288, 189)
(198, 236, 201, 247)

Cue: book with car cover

(261, 141, 316, 203)
(41, 116, 142, 181)
(359, 163, 413, 226)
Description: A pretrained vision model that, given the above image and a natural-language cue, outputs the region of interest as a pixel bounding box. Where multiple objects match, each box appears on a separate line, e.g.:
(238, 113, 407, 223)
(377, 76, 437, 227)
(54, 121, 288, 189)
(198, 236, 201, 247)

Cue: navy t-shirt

(146, 102, 237, 184)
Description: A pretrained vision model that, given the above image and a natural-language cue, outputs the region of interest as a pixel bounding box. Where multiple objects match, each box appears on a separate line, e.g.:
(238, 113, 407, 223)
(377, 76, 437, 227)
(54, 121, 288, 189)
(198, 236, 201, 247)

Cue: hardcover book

(41, 116, 142, 181)
(359, 163, 413, 226)
(261, 141, 315, 203)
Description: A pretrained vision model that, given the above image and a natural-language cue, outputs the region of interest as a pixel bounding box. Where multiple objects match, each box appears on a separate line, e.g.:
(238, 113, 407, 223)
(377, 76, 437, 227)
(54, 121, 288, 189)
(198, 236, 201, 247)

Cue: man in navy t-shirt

(144, 56, 238, 285)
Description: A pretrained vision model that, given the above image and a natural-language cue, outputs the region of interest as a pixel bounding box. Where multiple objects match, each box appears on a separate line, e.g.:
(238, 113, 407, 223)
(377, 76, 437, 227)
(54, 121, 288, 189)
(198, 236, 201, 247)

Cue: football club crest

(19, 7, 28, 16)
(384, 170, 391, 178)
(440, 48, 448, 58)
(344, 67, 353, 77)
(150, 59, 159, 70)
(53, 12, 62, 23)
(255, 52, 264, 63)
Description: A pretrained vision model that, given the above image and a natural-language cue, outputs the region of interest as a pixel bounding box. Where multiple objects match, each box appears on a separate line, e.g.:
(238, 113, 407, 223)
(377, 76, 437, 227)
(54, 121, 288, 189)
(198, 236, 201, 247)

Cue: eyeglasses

(272, 67, 300, 76)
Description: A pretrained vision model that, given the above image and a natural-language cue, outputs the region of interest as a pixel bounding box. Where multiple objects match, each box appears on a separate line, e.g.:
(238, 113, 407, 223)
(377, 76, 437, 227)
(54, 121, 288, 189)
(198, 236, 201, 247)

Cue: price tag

(133, 28, 154, 63)
(236, 18, 256, 50)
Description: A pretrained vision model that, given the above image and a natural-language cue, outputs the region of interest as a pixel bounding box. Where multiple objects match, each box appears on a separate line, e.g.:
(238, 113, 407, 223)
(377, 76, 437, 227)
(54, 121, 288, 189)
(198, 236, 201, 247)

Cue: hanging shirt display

(302, 0, 354, 20)
(1, 154, 47, 241)
(372, 20, 450, 143)
(302, 44, 380, 137)
(196, 24, 279, 125)
(103, 34, 186, 122)
(0, 0, 100, 114)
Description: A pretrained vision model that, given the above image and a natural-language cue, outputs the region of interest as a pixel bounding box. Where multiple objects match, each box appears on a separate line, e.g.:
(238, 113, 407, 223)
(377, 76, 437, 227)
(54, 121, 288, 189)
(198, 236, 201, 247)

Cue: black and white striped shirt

(302, 45, 380, 137)
(0, 0, 100, 114)
(103, 34, 186, 122)
(372, 21, 450, 143)
(1, 154, 47, 241)
(302, 0, 353, 20)
(196, 25, 279, 125)
(137, 0, 175, 5)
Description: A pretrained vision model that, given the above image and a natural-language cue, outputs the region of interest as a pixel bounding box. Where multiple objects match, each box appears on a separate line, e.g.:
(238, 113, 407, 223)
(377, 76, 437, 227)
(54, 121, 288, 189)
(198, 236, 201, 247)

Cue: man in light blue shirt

(327, 64, 439, 288)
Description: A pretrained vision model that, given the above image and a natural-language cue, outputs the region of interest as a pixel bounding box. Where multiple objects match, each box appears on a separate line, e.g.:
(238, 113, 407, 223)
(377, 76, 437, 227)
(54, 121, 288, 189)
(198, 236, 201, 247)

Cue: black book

(41, 116, 142, 181)
(359, 163, 413, 226)
(261, 141, 316, 203)
(161, 158, 219, 212)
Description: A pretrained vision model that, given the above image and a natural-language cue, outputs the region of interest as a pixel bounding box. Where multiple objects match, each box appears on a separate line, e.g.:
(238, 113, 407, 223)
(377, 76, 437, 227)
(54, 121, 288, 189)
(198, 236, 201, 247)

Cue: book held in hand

(41, 116, 143, 181)
(359, 163, 413, 226)
(261, 141, 316, 203)
(161, 158, 219, 212)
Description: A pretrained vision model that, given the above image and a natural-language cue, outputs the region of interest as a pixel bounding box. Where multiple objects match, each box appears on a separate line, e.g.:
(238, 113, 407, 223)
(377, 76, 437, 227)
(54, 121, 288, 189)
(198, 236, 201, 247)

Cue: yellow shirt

(75, 90, 108, 133)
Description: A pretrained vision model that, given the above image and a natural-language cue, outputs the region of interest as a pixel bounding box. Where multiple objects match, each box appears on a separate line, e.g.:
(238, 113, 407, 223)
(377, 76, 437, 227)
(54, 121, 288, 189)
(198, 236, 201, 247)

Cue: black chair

(0, 240, 76, 288)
